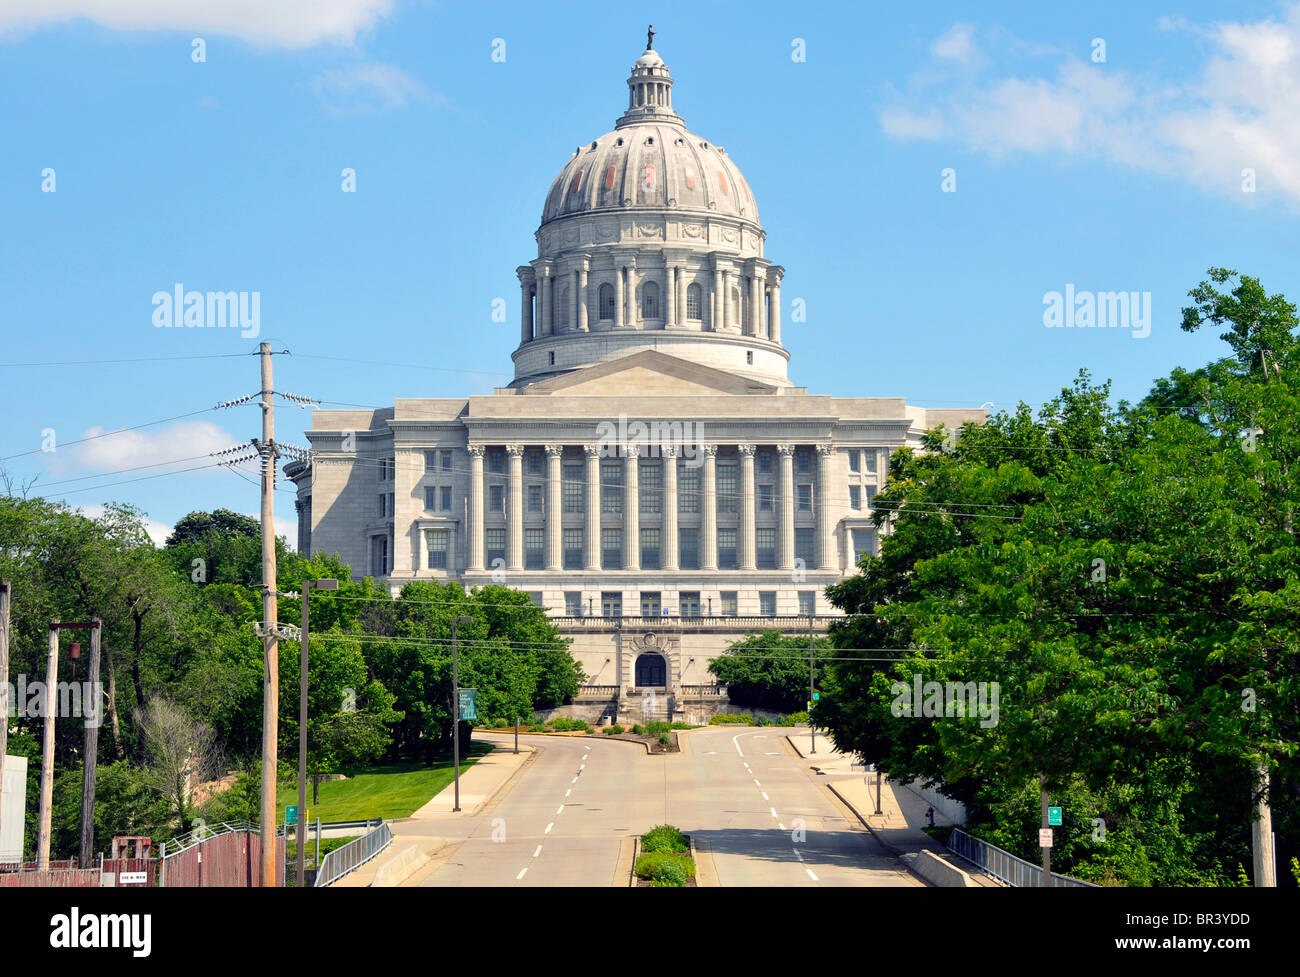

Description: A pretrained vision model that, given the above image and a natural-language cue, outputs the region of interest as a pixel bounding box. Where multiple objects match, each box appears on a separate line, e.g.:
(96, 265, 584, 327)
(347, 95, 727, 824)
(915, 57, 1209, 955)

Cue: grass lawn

(275, 741, 494, 822)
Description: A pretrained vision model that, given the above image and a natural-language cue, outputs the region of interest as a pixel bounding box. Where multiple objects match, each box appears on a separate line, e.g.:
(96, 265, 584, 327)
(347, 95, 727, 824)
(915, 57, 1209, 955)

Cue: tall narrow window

(425, 529, 448, 570)
(599, 283, 616, 321)
(643, 280, 660, 319)
(686, 283, 702, 320)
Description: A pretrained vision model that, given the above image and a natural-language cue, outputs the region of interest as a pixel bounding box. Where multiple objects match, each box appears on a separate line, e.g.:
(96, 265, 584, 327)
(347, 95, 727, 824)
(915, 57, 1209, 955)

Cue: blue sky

(2, 0, 1297, 546)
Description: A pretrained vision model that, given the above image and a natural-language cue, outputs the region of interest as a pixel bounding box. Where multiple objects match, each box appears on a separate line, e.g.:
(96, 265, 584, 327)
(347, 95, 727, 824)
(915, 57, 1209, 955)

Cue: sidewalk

(787, 732, 1002, 887)
(406, 737, 537, 818)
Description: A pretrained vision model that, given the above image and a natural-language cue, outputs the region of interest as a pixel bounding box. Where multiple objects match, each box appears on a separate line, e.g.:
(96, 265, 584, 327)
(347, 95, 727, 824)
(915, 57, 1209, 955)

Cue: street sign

(1039, 828, 1054, 848)
(458, 688, 478, 722)
(812, 692, 820, 702)
(1048, 806, 1062, 827)
(286, 805, 298, 825)
(119, 871, 148, 885)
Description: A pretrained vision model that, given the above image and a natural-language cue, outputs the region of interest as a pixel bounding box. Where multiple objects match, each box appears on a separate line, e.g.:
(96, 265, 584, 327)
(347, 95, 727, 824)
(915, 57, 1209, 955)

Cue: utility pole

(451, 616, 472, 812)
(1252, 763, 1276, 886)
(297, 577, 336, 887)
(258, 341, 280, 887)
(1040, 774, 1052, 887)
(808, 613, 816, 754)
(36, 625, 58, 870)
(78, 618, 102, 868)
(0, 581, 9, 850)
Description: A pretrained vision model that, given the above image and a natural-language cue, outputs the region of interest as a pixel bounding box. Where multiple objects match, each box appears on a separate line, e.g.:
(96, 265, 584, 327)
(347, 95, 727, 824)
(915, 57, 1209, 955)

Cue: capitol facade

(290, 35, 984, 722)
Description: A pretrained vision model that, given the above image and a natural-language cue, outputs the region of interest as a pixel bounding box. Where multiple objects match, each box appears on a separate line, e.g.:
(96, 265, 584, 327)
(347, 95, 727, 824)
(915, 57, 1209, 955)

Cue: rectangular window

(563, 463, 584, 513)
(525, 528, 545, 570)
(798, 591, 816, 616)
(640, 592, 661, 617)
(757, 449, 773, 474)
(678, 465, 700, 513)
(564, 592, 583, 616)
(865, 450, 878, 474)
(797, 484, 812, 512)
(527, 484, 544, 513)
(424, 450, 437, 472)
(717, 528, 738, 569)
(563, 528, 584, 570)
(758, 484, 773, 512)
(640, 527, 661, 570)
(680, 591, 701, 617)
(489, 484, 505, 513)
(441, 449, 453, 471)
(720, 591, 738, 617)
(526, 450, 543, 475)
(601, 528, 623, 570)
(440, 485, 451, 511)
(424, 487, 437, 511)
(717, 462, 738, 513)
(850, 485, 861, 510)
(379, 458, 394, 480)
(601, 591, 622, 618)
(425, 529, 448, 570)
(678, 528, 699, 570)
(485, 529, 506, 567)
(796, 449, 812, 474)
(852, 528, 877, 563)
(795, 527, 815, 567)
(371, 536, 388, 576)
(865, 485, 877, 509)
(639, 460, 662, 514)
(756, 528, 776, 569)
(849, 450, 860, 472)
(378, 494, 387, 517)
(601, 461, 623, 514)
(759, 591, 776, 616)
(488, 448, 505, 474)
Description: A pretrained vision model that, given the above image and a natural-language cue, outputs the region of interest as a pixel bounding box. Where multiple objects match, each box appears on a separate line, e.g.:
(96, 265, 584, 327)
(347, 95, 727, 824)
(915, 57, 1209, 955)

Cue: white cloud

(881, 7, 1300, 206)
(0, 0, 395, 48)
(79, 503, 172, 547)
(54, 419, 240, 476)
(931, 23, 976, 64)
(310, 62, 436, 113)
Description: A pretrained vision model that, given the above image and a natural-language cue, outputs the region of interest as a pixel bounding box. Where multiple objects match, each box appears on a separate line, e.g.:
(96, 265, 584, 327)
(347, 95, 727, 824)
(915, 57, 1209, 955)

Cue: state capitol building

(290, 33, 984, 721)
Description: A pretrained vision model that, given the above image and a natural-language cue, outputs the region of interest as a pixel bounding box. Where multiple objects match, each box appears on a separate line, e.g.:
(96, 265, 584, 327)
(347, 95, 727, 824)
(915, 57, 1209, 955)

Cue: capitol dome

(513, 30, 787, 389)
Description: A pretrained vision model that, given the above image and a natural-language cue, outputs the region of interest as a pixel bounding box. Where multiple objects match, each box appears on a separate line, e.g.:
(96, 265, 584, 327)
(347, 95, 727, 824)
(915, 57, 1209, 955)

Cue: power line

(0, 405, 224, 462)
(0, 352, 253, 368)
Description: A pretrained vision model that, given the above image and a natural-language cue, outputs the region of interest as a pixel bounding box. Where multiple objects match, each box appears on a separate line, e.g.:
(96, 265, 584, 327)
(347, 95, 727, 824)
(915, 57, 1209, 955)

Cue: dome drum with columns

(514, 35, 787, 389)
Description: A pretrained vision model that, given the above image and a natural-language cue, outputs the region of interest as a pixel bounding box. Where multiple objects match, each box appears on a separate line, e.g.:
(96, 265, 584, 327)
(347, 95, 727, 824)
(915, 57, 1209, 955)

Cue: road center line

(806, 868, 819, 881)
(762, 792, 769, 801)
(565, 788, 571, 797)
(779, 823, 787, 831)
(516, 868, 528, 880)
(533, 845, 542, 858)
(791, 847, 804, 861)
(545, 822, 554, 834)
(770, 807, 779, 818)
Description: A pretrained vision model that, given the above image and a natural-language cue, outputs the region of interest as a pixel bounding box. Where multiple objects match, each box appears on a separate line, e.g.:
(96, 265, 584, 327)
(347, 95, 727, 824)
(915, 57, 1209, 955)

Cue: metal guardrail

(314, 820, 392, 888)
(947, 828, 1098, 888)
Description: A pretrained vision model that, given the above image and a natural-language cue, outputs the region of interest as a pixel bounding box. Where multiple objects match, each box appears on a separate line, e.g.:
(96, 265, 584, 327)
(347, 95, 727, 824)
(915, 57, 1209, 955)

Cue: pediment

(521, 351, 777, 396)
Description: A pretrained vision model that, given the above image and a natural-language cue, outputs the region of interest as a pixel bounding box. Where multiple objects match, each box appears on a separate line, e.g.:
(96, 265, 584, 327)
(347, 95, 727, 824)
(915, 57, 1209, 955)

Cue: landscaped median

(632, 825, 697, 887)
(479, 717, 698, 753)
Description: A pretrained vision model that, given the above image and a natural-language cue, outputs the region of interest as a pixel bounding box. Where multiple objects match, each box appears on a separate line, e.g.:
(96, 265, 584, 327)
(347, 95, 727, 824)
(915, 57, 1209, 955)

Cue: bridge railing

(314, 820, 391, 888)
(947, 828, 1098, 888)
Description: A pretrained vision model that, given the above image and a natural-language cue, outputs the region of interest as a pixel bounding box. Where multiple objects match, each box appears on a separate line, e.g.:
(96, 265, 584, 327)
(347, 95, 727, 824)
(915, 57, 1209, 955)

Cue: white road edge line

(806, 868, 819, 881)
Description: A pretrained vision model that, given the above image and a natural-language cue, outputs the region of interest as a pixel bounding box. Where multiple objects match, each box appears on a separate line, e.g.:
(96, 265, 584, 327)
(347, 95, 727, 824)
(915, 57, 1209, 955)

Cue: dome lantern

(616, 25, 683, 129)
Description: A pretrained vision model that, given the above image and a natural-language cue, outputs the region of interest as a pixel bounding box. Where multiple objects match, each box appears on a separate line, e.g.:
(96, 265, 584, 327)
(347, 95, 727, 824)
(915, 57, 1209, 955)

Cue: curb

(372, 839, 445, 887)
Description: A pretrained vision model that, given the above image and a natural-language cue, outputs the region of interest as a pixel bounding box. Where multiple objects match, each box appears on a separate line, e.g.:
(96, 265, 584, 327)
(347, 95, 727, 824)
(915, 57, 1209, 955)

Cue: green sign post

(1048, 806, 1062, 827)
(286, 805, 299, 826)
(458, 688, 478, 722)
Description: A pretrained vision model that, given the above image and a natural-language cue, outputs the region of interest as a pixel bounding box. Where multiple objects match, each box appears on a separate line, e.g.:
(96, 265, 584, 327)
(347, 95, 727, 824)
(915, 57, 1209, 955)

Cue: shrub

(603, 724, 624, 735)
(785, 710, 809, 725)
(641, 824, 688, 854)
(658, 733, 672, 746)
(492, 717, 510, 728)
(527, 723, 547, 732)
(635, 850, 695, 882)
(755, 715, 773, 727)
(650, 861, 688, 887)
(670, 722, 694, 730)
(548, 717, 592, 733)
(708, 713, 754, 725)
(631, 724, 647, 736)
(646, 721, 671, 737)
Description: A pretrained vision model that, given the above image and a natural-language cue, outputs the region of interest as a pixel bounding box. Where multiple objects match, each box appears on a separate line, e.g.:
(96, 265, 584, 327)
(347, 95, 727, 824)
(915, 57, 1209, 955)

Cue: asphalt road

(414, 727, 918, 887)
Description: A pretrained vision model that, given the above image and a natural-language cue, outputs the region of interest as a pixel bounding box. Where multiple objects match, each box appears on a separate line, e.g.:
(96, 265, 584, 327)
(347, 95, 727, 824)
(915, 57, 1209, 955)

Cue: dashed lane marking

(516, 868, 527, 880)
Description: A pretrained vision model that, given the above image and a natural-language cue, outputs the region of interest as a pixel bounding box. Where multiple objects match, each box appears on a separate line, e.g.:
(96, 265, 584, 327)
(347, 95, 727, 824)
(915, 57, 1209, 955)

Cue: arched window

(598, 283, 615, 321)
(686, 283, 702, 320)
(642, 281, 659, 319)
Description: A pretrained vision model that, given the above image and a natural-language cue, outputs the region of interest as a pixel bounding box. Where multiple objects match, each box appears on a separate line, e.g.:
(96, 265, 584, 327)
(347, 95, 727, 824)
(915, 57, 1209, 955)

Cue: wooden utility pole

(808, 613, 816, 754)
(1040, 774, 1052, 887)
(258, 341, 280, 887)
(0, 581, 10, 850)
(1252, 762, 1276, 886)
(78, 618, 102, 868)
(36, 626, 58, 870)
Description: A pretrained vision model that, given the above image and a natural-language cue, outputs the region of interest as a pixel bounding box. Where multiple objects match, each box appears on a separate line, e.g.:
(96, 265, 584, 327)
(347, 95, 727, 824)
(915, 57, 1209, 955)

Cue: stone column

(677, 267, 687, 326)
(570, 268, 580, 333)
(662, 446, 678, 571)
(738, 443, 756, 569)
(711, 267, 722, 332)
(584, 445, 601, 570)
(665, 265, 677, 328)
(517, 269, 533, 345)
(624, 448, 640, 571)
(816, 444, 835, 570)
(778, 443, 795, 570)
(546, 445, 563, 570)
(626, 260, 637, 327)
(614, 265, 625, 328)
(701, 445, 718, 570)
(751, 270, 765, 338)
(578, 262, 589, 331)
(506, 444, 524, 571)
(537, 266, 550, 337)
(769, 272, 782, 344)
(468, 445, 485, 571)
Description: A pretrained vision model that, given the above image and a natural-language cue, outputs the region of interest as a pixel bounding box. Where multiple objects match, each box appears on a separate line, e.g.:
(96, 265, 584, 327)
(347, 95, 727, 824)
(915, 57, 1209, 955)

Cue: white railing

(947, 828, 1098, 888)
(314, 820, 392, 888)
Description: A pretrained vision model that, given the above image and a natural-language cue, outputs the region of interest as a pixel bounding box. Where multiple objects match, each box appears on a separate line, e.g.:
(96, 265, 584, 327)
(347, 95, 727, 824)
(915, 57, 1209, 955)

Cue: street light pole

(808, 613, 816, 755)
(451, 615, 473, 813)
(297, 577, 337, 887)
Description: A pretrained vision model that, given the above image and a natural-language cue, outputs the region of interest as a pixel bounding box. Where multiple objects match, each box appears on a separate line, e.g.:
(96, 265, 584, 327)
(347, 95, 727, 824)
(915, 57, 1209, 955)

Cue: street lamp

(451, 615, 473, 812)
(297, 577, 337, 887)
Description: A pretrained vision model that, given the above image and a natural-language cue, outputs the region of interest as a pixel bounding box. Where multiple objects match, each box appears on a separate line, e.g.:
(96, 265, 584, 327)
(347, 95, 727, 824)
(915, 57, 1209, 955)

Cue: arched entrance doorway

(634, 652, 666, 687)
